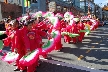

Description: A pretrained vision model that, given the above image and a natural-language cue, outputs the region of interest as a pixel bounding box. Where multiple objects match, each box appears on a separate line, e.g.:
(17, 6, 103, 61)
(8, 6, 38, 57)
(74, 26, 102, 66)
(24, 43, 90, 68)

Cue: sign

(24, 0, 30, 7)
(49, 1, 56, 12)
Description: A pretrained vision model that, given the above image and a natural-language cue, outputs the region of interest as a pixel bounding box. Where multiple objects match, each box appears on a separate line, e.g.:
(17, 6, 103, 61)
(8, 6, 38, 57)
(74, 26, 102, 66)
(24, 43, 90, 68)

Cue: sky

(94, 0, 108, 7)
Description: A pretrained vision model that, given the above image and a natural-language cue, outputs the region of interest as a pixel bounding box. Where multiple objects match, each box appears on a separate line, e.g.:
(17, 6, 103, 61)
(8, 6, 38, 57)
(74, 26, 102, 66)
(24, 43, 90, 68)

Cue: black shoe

(14, 68, 20, 71)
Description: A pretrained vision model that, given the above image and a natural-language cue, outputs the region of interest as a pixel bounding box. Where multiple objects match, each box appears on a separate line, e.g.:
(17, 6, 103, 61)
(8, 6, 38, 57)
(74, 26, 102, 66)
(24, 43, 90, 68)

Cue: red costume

(23, 28, 47, 72)
(16, 27, 27, 70)
(35, 21, 48, 31)
(63, 20, 77, 43)
(77, 22, 85, 42)
(60, 20, 71, 43)
(3, 28, 26, 70)
(3, 28, 19, 52)
(63, 24, 71, 43)
(70, 23, 78, 43)
(53, 20, 62, 50)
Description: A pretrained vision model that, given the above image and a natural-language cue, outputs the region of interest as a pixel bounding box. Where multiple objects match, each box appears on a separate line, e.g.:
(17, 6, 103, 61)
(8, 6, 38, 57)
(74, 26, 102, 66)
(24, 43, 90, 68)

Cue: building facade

(29, 0, 84, 16)
(80, 0, 95, 15)
(95, 4, 108, 21)
(30, 0, 46, 12)
(0, 0, 22, 19)
(102, 10, 108, 20)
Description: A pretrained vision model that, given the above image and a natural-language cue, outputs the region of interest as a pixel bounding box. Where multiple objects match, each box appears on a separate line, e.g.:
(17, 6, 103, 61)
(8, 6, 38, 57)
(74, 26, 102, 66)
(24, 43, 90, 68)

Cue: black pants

(0, 34, 7, 40)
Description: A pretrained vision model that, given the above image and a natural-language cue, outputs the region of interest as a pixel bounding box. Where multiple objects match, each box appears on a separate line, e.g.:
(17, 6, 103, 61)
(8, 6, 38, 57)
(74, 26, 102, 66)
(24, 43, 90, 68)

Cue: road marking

(40, 58, 107, 72)
(81, 48, 108, 49)
(95, 43, 99, 44)
(100, 40, 102, 42)
(86, 49, 91, 53)
(91, 46, 95, 48)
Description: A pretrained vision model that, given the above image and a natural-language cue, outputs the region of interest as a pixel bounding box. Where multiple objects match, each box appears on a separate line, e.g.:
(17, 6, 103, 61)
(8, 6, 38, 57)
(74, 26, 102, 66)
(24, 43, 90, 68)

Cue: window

(80, 0, 84, 1)
(19, 0, 21, 4)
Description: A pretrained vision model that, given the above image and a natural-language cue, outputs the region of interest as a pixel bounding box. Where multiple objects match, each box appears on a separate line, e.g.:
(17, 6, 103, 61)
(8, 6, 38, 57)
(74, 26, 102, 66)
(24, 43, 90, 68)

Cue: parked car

(104, 21, 108, 25)
(99, 21, 104, 26)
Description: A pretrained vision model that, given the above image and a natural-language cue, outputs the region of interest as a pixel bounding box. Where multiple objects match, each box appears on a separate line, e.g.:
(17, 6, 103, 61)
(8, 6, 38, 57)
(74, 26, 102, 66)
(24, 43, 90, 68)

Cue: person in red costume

(77, 21, 85, 42)
(60, 19, 68, 43)
(32, 17, 48, 32)
(53, 18, 62, 50)
(10, 20, 27, 72)
(63, 18, 78, 44)
(60, 19, 67, 29)
(3, 19, 20, 52)
(22, 20, 51, 72)
(2, 19, 26, 72)
(63, 22, 71, 43)
(24, 20, 48, 49)
(70, 20, 78, 44)
(87, 19, 92, 26)
(47, 17, 62, 50)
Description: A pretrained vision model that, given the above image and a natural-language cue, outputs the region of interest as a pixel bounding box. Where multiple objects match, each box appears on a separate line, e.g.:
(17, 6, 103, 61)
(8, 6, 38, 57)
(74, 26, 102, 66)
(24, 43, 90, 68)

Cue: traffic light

(24, 0, 31, 7)
(4, 0, 8, 4)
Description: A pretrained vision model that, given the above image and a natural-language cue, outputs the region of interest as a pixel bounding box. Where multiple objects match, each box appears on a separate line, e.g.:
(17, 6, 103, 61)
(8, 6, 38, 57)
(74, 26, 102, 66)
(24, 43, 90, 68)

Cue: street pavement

(0, 25, 108, 72)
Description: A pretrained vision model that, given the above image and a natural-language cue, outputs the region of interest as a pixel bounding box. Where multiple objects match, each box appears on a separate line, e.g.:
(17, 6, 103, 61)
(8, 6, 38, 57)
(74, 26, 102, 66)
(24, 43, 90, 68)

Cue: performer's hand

(26, 48, 31, 53)
(10, 33, 14, 39)
(26, 49, 31, 55)
(47, 33, 52, 38)
(14, 48, 17, 54)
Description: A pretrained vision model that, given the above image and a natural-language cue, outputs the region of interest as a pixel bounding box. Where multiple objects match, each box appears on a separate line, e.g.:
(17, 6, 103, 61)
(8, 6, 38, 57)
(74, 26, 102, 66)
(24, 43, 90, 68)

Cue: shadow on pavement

(54, 27, 108, 71)
(37, 61, 90, 72)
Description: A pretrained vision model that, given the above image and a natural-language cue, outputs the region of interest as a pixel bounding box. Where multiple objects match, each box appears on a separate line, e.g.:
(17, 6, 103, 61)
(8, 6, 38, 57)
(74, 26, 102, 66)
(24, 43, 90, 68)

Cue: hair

(11, 19, 19, 25)
(30, 19, 35, 23)
(38, 17, 44, 23)
(26, 19, 34, 26)
(76, 21, 80, 24)
(5, 19, 11, 23)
